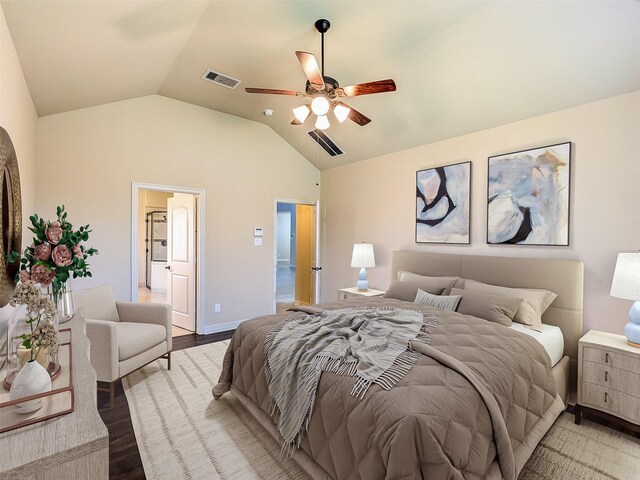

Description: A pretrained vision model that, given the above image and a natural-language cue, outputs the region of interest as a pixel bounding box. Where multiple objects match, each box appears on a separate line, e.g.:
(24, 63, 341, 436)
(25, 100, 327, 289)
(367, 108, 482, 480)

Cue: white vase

(9, 360, 52, 414)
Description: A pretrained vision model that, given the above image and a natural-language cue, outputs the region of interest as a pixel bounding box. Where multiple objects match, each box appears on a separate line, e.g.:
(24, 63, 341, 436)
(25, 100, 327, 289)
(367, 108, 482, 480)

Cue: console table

(0, 314, 109, 479)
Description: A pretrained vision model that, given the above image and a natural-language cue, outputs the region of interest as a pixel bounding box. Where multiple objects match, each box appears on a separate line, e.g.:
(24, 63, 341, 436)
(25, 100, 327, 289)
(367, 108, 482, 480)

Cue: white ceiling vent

(201, 69, 241, 90)
(307, 129, 344, 157)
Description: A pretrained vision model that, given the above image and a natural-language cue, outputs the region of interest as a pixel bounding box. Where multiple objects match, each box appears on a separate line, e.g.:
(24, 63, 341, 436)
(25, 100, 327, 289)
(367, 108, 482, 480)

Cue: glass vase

(2, 304, 29, 390)
(42, 280, 74, 380)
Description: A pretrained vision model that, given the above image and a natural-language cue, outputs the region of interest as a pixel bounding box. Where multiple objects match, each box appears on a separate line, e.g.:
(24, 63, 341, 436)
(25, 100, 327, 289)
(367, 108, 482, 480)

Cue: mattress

(510, 322, 564, 366)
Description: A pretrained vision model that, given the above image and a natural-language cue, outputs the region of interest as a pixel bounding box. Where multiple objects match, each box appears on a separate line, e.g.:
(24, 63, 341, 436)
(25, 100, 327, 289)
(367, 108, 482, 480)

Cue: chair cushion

(116, 322, 166, 361)
(72, 284, 120, 322)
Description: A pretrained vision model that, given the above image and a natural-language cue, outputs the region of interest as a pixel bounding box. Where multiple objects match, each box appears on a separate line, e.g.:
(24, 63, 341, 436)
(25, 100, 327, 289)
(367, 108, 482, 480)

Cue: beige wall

(321, 90, 640, 336)
(0, 4, 36, 243)
(36, 95, 319, 329)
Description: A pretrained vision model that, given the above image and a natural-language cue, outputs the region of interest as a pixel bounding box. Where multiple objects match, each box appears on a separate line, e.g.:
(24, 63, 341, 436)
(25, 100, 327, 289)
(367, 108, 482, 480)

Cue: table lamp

(351, 243, 375, 291)
(610, 252, 640, 347)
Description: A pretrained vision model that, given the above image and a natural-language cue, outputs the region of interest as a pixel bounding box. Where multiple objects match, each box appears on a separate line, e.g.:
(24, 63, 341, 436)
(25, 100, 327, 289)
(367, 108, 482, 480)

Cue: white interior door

(166, 193, 196, 331)
(310, 201, 320, 304)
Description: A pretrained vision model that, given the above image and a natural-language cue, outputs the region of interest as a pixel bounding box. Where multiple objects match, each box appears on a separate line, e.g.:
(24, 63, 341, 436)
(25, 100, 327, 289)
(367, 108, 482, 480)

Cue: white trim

(203, 319, 244, 335)
(131, 182, 206, 335)
(273, 198, 321, 314)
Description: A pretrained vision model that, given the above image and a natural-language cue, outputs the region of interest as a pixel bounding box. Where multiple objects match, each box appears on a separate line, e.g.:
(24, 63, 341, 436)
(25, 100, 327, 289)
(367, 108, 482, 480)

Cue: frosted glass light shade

(610, 252, 640, 300)
(292, 105, 310, 123)
(333, 104, 350, 123)
(315, 115, 330, 130)
(311, 96, 330, 115)
(351, 243, 375, 268)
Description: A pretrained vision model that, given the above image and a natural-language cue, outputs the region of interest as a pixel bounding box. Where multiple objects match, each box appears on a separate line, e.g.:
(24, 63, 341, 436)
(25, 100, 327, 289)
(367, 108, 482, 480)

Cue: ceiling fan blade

(295, 51, 325, 91)
(245, 87, 304, 96)
(337, 79, 397, 97)
(336, 101, 371, 126)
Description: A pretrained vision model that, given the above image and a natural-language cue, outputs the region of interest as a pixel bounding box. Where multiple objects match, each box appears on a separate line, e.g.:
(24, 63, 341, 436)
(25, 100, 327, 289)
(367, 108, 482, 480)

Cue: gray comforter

(214, 297, 564, 480)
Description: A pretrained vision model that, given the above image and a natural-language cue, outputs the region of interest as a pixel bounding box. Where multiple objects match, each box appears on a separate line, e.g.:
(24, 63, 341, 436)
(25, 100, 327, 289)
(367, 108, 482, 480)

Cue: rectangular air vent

(201, 69, 241, 90)
(307, 129, 344, 157)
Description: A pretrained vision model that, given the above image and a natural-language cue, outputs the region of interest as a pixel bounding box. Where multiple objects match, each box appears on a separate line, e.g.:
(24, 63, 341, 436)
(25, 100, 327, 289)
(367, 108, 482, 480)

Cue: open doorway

(131, 183, 205, 336)
(275, 200, 320, 313)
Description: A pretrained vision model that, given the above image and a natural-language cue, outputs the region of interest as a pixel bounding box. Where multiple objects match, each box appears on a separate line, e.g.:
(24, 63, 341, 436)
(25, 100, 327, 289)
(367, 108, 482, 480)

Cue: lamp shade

(351, 243, 375, 268)
(610, 252, 640, 301)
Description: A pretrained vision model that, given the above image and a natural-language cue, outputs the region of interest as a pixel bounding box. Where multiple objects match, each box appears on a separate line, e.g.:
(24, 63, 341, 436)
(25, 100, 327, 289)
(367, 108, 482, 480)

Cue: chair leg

(97, 381, 116, 408)
(108, 382, 115, 408)
(167, 351, 171, 370)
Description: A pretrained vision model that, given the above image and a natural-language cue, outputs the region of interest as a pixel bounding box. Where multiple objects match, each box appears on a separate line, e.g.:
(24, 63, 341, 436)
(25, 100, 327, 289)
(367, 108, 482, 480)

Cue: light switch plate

(254, 237, 262, 246)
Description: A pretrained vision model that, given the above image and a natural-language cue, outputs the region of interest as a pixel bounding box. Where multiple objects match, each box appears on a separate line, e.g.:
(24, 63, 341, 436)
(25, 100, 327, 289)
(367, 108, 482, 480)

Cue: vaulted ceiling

(3, 1, 640, 170)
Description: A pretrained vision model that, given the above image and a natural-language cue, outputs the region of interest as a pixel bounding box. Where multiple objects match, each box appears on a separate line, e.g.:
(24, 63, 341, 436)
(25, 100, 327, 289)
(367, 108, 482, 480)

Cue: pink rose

(46, 221, 63, 245)
(52, 245, 73, 267)
(34, 242, 52, 261)
(18, 270, 31, 282)
(32, 264, 55, 287)
(73, 244, 83, 259)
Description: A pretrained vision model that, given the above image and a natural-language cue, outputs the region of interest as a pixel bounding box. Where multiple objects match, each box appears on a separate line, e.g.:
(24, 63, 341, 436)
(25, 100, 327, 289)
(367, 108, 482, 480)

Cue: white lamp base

(357, 267, 369, 291)
(624, 301, 640, 347)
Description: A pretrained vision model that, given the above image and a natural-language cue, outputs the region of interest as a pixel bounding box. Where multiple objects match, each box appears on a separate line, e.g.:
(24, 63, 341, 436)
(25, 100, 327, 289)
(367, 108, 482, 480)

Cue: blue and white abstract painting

(487, 142, 571, 245)
(416, 161, 471, 244)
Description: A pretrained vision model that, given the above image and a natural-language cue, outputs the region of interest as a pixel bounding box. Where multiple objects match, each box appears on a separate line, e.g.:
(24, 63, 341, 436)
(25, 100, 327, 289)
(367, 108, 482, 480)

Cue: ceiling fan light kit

(315, 114, 330, 130)
(293, 105, 311, 123)
(311, 96, 330, 116)
(245, 18, 396, 131)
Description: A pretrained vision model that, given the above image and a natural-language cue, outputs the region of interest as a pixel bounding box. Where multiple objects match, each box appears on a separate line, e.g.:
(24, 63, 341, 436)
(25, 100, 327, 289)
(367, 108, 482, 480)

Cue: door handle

(165, 265, 172, 270)
(311, 266, 323, 271)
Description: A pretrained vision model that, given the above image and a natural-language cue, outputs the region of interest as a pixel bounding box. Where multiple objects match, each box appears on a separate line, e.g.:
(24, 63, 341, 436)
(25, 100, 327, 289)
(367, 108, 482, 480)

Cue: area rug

(123, 341, 640, 480)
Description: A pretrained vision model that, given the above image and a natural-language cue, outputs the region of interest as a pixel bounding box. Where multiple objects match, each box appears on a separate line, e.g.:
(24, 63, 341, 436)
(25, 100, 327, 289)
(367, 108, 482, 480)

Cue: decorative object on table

(8, 358, 51, 414)
(610, 252, 640, 347)
(487, 142, 571, 245)
(5, 281, 58, 412)
(0, 127, 22, 309)
(351, 243, 375, 291)
(416, 161, 471, 244)
(0, 326, 74, 434)
(7, 205, 98, 325)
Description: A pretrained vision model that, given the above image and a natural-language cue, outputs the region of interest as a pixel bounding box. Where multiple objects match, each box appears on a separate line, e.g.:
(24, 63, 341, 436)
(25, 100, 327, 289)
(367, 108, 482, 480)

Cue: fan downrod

(315, 19, 330, 34)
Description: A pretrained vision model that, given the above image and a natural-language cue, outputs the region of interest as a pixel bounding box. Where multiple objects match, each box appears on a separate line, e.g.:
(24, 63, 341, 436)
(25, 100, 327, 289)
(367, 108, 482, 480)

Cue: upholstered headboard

(391, 251, 584, 363)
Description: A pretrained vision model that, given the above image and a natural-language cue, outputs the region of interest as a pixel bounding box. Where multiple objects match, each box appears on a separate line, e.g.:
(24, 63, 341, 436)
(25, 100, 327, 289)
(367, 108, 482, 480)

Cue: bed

(214, 251, 584, 479)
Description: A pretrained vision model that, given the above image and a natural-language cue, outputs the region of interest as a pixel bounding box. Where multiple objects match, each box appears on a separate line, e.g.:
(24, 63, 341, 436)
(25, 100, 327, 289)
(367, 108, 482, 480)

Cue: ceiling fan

(245, 19, 396, 130)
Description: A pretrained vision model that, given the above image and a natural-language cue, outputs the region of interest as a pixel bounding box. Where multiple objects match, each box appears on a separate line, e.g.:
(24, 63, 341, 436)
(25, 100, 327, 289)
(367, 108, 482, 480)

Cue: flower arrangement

(10, 281, 59, 362)
(8, 205, 98, 292)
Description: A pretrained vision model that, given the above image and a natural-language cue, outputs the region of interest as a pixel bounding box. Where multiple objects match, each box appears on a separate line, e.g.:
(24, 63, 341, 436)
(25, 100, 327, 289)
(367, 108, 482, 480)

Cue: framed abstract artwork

(416, 161, 471, 244)
(487, 142, 571, 246)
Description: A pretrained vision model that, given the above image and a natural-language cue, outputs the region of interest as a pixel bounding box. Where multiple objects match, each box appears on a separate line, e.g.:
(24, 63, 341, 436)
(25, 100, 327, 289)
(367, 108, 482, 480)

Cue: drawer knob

(604, 371, 608, 382)
(604, 392, 608, 403)
(605, 352, 609, 364)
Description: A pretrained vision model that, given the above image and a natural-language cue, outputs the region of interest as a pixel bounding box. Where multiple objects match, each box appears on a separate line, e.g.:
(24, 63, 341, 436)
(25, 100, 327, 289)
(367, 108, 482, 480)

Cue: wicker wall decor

(0, 127, 22, 307)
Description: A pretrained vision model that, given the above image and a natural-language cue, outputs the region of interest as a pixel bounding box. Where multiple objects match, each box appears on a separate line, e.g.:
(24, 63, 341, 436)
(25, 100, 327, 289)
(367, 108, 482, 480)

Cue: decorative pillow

(414, 288, 461, 311)
(450, 288, 522, 327)
(384, 281, 445, 302)
(463, 280, 557, 332)
(396, 271, 459, 291)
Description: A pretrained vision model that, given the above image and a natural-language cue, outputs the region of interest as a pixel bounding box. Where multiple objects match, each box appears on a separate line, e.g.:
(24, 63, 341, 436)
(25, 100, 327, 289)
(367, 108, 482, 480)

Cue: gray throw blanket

(264, 306, 435, 453)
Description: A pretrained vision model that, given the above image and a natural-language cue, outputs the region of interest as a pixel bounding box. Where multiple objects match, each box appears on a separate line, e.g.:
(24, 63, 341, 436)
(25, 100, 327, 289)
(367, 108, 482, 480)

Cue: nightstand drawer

(581, 382, 640, 422)
(582, 346, 640, 373)
(582, 361, 640, 396)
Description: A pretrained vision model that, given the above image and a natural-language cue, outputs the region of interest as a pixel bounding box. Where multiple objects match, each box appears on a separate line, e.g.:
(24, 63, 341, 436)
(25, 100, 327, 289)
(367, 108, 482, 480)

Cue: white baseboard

(201, 319, 244, 335)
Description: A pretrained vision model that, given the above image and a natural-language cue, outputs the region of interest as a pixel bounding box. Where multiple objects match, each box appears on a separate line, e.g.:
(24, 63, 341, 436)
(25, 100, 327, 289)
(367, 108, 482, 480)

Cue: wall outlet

(214, 303, 221, 313)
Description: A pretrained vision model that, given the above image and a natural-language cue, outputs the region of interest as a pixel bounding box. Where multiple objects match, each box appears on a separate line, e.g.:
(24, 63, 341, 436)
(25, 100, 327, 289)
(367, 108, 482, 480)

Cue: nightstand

(576, 330, 640, 433)
(337, 287, 385, 301)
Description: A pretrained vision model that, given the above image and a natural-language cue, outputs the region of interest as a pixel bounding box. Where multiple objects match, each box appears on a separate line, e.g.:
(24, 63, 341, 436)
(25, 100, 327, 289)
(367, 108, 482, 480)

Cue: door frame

(273, 198, 320, 313)
(131, 182, 206, 335)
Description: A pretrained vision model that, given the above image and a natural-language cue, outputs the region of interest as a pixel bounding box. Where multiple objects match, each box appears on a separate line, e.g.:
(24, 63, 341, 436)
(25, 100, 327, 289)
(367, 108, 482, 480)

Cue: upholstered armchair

(72, 285, 172, 407)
